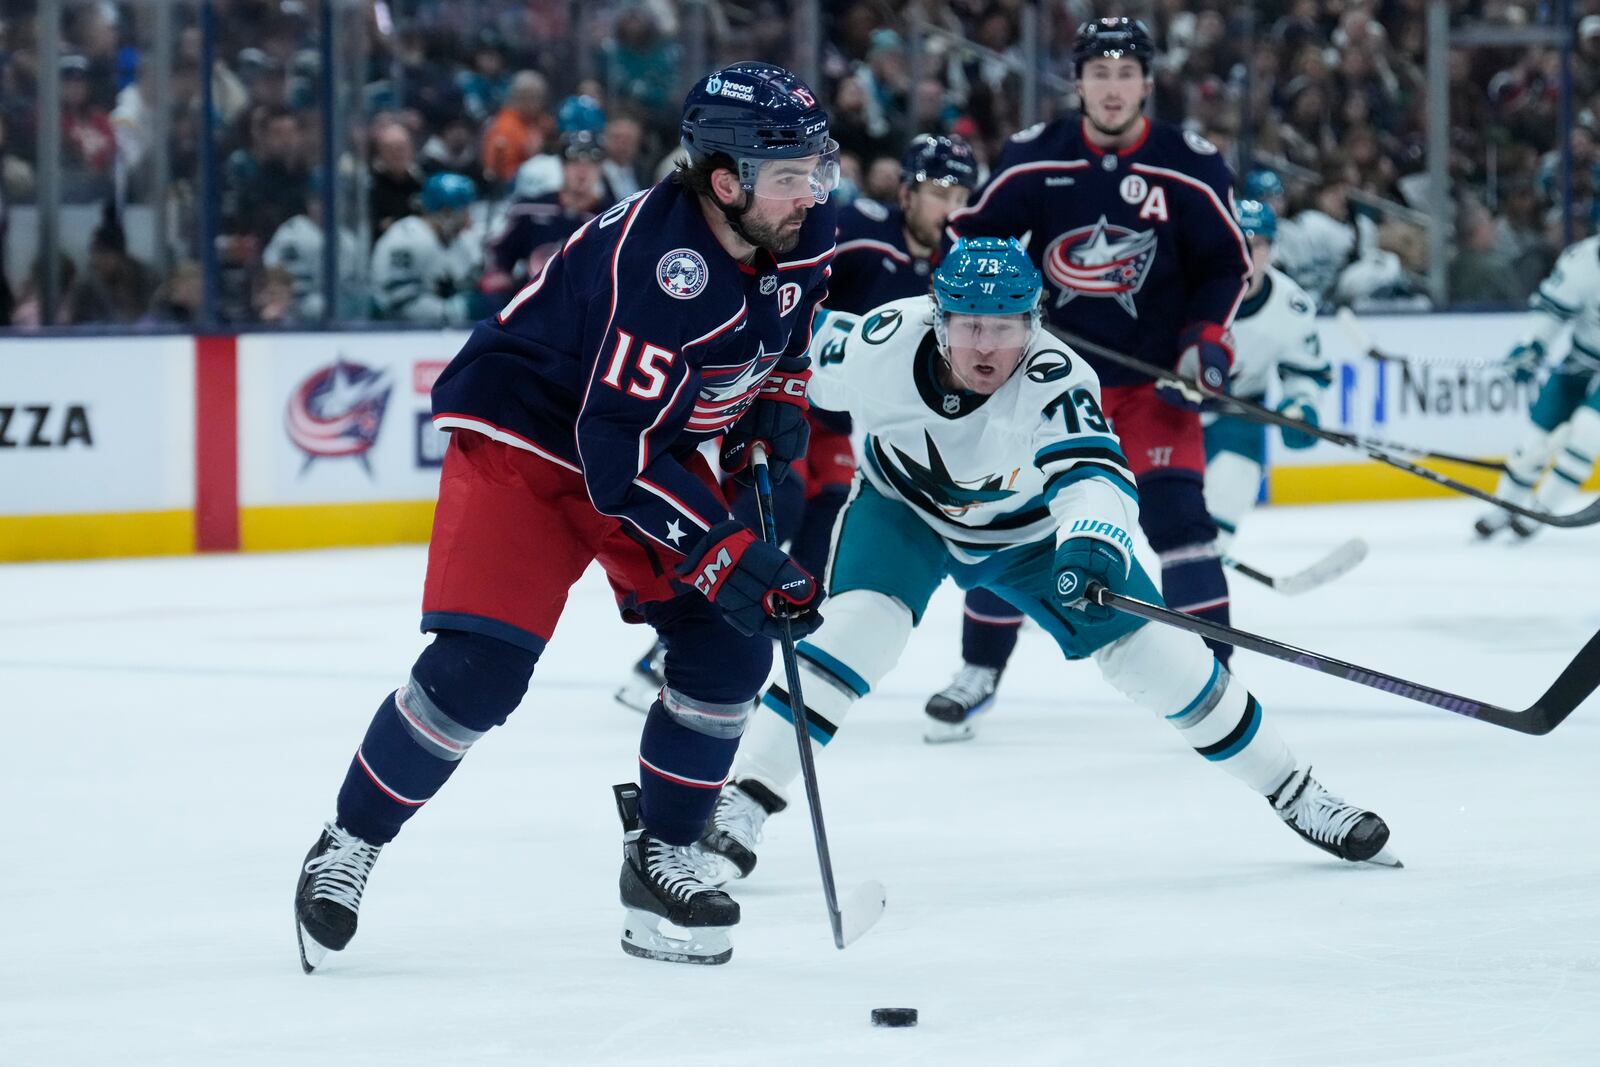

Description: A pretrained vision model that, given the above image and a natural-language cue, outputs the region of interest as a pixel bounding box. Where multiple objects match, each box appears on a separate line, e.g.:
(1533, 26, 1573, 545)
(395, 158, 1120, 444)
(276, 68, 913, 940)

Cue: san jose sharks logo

(285, 357, 392, 475)
(889, 430, 1015, 518)
(1043, 216, 1158, 317)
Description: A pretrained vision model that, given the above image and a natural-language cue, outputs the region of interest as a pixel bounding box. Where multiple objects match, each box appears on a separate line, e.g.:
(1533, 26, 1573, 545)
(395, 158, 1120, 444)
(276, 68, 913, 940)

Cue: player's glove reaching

(1276, 397, 1320, 450)
(720, 359, 811, 485)
(1052, 537, 1128, 623)
(1503, 340, 1543, 385)
(677, 520, 823, 639)
(1158, 323, 1234, 411)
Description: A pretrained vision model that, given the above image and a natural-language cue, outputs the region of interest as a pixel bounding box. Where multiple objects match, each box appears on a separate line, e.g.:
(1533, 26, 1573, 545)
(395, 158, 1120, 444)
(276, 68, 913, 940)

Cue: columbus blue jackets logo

(285, 358, 392, 474)
(1043, 216, 1159, 317)
(657, 249, 709, 299)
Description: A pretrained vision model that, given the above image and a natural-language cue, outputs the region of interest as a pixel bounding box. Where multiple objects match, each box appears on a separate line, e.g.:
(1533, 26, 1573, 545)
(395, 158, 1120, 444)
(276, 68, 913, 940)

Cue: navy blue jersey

(486, 191, 613, 279)
(948, 117, 1249, 387)
(433, 179, 836, 556)
(829, 198, 936, 315)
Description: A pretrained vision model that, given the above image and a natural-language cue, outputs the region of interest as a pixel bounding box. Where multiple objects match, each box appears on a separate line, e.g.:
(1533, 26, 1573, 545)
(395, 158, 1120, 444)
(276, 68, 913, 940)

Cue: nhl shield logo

(1043, 215, 1158, 317)
(657, 249, 709, 300)
(760, 275, 777, 295)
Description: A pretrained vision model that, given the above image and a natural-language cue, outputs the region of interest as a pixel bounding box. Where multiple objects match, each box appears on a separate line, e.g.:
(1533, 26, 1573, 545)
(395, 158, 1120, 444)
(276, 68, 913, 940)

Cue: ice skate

(1269, 767, 1401, 867)
(923, 664, 1001, 743)
(691, 778, 787, 885)
(1472, 508, 1513, 540)
(614, 640, 666, 714)
(1507, 514, 1542, 541)
(614, 784, 739, 965)
(295, 821, 383, 973)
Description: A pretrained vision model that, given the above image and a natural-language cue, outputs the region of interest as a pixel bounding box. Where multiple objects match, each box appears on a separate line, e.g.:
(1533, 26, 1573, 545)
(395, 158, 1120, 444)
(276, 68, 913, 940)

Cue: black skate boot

(614, 640, 666, 714)
(1507, 514, 1541, 541)
(923, 664, 1001, 743)
(295, 821, 383, 973)
(1269, 767, 1401, 867)
(692, 778, 787, 885)
(614, 783, 739, 965)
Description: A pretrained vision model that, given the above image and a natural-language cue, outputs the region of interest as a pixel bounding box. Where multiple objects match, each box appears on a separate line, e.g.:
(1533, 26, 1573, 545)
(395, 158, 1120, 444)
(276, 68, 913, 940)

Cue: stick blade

(834, 880, 887, 949)
(1516, 627, 1600, 734)
(1274, 538, 1369, 596)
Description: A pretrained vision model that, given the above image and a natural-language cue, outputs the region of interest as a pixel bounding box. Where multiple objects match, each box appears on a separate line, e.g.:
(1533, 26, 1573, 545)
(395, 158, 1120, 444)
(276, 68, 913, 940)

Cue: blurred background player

(934, 17, 1251, 736)
(1201, 199, 1329, 554)
(370, 171, 485, 324)
(294, 62, 838, 971)
(1474, 232, 1600, 539)
(481, 130, 614, 302)
(612, 133, 978, 713)
(262, 187, 362, 320)
(692, 238, 1395, 884)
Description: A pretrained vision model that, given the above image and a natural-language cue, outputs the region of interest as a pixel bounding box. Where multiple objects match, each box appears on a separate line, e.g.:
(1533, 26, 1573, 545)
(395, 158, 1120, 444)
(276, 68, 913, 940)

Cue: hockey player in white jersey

(693, 238, 1397, 882)
(1474, 234, 1600, 539)
(370, 172, 485, 325)
(1204, 199, 1330, 550)
(262, 192, 362, 320)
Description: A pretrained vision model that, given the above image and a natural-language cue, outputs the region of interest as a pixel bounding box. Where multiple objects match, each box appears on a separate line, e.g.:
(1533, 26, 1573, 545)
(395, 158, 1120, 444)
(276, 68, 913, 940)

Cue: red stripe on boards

(194, 335, 240, 552)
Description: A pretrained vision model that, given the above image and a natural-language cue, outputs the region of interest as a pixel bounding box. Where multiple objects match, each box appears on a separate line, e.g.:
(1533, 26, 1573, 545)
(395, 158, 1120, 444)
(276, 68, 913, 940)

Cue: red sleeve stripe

(948, 160, 1089, 224)
(1131, 162, 1251, 324)
(777, 245, 836, 270)
(431, 414, 581, 472)
(834, 238, 910, 264)
(639, 756, 727, 789)
(632, 476, 714, 533)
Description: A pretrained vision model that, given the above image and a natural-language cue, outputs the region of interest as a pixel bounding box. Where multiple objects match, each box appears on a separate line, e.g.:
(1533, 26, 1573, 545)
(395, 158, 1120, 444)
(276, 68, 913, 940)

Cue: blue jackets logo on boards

(285, 358, 392, 475)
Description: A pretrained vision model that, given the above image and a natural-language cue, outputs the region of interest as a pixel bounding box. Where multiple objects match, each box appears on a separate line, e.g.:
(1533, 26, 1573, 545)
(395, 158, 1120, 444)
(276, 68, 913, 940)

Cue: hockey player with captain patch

(1474, 233, 1600, 539)
(294, 61, 840, 970)
(691, 238, 1398, 887)
(933, 17, 1253, 735)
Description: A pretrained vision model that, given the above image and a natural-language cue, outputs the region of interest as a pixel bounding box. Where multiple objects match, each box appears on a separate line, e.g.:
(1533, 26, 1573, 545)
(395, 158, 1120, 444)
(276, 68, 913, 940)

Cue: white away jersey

(370, 215, 483, 325)
(807, 296, 1140, 566)
(1526, 236, 1600, 373)
(1228, 266, 1329, 404)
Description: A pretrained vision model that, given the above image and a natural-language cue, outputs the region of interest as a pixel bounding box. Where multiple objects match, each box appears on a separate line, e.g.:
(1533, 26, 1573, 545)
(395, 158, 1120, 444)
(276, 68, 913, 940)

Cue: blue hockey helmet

(1073, 17, 1156, 74)
(421, 172, 476, 213)
(1236, 198, 1277, 243)
(1244, 168, 1286, 202)
(558, 93, 606, 133)
(901, 133, 979, 190)
(559, 129, 607, 164)
(933, 237, 1043, 316)
(680, 61, 839, 202)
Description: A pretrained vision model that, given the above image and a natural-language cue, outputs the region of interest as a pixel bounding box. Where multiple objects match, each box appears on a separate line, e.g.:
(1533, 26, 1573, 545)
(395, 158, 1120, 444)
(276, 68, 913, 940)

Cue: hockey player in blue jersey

(934, 16, 1251, 731)
(481, 130, 615, 302)
(612, 133, 980, 713)
(293, 61, 840, 969)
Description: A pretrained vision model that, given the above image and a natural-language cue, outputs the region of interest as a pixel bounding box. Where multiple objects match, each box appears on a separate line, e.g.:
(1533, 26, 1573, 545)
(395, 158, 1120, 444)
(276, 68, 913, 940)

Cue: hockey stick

(1045, 327, 1600, 525)
(1334, 307, 1501, 373)
(1085, 581, 1600, 735)
(1225, 537, 1369, 596)
(750, 445, 886, 949)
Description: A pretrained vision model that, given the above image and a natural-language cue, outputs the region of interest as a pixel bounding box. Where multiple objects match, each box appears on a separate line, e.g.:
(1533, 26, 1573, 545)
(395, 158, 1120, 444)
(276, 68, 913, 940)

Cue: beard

(738, 205, 806, 253)
(905, 213, 942, 252)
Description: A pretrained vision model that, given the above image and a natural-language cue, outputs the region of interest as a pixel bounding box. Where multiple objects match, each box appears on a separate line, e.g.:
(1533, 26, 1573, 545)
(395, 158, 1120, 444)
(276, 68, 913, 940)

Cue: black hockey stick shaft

(1335, 307, 1501, 373)
(750, 446, 849, 948)
(1225, 558, 1281, 588)
(1085, 581, 1600, 735)
(1047, 329, 1600, 523)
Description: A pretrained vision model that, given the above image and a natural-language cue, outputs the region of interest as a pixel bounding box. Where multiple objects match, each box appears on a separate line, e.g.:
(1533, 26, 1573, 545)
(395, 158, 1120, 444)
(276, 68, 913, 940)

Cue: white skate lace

(646, 838, 719, 902)
(1277, 774, 1366, 848)
(304, 823, 381, 912)
(937, 665, 1000, 708)
(712, 785, 769, 850)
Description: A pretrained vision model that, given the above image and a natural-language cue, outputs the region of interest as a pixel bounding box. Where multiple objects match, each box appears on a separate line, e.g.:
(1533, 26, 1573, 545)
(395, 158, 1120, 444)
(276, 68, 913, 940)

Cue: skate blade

(296, 922, 330, 974)
(837, 880, 888, 949)
(621, 910, 732, 965)
(1362, 846, 1404, 868)
(923, 718, 976, 744)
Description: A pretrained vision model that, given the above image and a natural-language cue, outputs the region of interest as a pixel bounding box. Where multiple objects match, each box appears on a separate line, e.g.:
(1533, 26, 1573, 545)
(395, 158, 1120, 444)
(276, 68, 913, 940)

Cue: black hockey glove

(677, 520, 823, 639)
(1157, 323, 1234, 412)
(720, 360, 811, 486)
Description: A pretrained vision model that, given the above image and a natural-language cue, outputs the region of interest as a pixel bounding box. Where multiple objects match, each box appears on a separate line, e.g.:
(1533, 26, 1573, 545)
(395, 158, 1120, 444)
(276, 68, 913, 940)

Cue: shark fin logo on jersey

(657, 249, 709, 299)
(887, 431, 1015, 518)
(1025, 350, 1073, 383)
(861, 308, 903, 344)
(1043, 216, 1158, 317)
(286, 357, 392, 475)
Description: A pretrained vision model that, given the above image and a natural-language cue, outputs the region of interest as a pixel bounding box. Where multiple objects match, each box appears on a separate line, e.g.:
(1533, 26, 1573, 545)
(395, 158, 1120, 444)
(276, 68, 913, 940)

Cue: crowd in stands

(2, 0, 1598, 329)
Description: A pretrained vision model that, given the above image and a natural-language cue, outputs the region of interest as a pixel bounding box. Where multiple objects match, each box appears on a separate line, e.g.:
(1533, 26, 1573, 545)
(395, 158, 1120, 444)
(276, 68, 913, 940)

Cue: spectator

(224, 106, 311, 246)
(144, 260, 205, 325)
(370, 119, 425, 238)
(59, 56, 115, 191)
(863, 154, 902, 203)
(251, 265, 300, 325)
(68, 205, 154, 326)
(421, 113, 485, 192)
(829, 74, 895, 164)
(594, 7, 679, 130)
(371, 172, 483, 324)
(484, 130, 613, 300)
(11, 254, 80, 328)
(264, 191, 363, 321)
(482, 70, 555, 186)
(456, 31, 511, 123)
(1450, 201, 1523, 305)
(600, 113, 646, 200)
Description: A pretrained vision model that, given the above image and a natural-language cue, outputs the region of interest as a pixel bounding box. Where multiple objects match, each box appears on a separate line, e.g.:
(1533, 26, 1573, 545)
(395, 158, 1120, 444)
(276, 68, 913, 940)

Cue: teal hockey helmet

(1236, 198, 1277, 242)
(932, 237, 1042, 316)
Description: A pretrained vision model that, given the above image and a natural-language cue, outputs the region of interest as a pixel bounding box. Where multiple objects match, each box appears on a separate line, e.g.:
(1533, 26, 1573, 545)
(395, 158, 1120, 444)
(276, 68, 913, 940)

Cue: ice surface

(3, 498, 1597, 1065)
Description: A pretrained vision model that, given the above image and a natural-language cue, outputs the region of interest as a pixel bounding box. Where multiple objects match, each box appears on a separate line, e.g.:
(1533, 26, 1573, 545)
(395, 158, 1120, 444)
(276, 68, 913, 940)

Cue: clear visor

(749, 139, 842, 204)
(940, 311, 1035, 351)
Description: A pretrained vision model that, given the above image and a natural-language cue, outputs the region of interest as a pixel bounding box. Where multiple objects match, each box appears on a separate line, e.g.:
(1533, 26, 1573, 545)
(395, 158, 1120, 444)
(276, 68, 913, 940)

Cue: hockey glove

(1503, 340, 1543, 385)
(677, 520, 823, 639)
(1157, 323, 1234, 412)
(1276, 397, 1320, 450)
(720, 361, 812, 486)
(1052, 536, 1128, 623)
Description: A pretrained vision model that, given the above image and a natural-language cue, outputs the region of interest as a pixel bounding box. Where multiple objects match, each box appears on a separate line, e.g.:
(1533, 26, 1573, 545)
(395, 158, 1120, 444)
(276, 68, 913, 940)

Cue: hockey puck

(871, 1008, 918, 1028)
